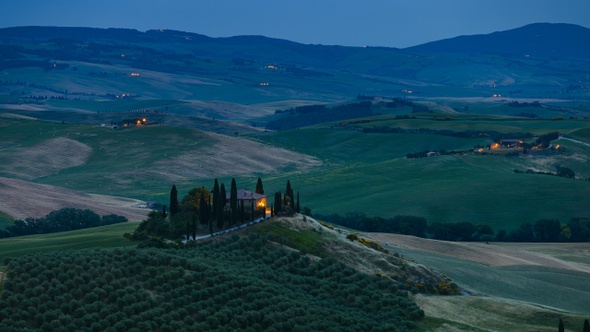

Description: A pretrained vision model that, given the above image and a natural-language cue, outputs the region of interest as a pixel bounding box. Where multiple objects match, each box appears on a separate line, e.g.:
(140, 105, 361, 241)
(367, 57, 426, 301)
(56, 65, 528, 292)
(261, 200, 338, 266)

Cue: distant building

(118, 118, 147, 127)
(490, 139, 522, 150)
(226, 189, 267, 211)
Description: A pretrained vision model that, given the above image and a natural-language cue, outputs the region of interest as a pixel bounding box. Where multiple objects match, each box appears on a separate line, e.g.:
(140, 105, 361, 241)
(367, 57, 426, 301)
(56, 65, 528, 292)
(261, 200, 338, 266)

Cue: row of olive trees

(0, 233, 423, 331)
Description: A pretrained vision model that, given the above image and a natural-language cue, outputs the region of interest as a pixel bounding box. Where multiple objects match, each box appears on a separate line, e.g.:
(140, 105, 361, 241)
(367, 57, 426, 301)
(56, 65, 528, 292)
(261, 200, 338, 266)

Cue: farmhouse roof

(226, 189, 266, 200)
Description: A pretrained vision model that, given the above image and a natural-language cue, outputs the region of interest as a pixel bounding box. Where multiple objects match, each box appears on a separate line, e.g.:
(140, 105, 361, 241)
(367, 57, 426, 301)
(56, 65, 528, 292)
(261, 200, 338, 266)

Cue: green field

(390, 244, 590, 314)
(2, 113, 589, 232)
(0, 222, 138, 267)
(252, 116, 590, 231)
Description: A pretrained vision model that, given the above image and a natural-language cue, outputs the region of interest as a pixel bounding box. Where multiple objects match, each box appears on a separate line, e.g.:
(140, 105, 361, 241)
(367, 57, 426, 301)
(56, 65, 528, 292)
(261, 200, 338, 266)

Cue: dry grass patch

(268, 216, 455, 293)
(0, 177, 148, 221)
(152, 132, 322, 182)
(415, 294, 587, 332)
(364, 232, 590, 274)
(1, 137, 91, 180)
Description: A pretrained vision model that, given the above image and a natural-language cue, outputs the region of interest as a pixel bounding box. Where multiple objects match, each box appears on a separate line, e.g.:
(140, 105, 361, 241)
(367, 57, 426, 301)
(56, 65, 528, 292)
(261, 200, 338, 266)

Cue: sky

(1, 0, 589, 48)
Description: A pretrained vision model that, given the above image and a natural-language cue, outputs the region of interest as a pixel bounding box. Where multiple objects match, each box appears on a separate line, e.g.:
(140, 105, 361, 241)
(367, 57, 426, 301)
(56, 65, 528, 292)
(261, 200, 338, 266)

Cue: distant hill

(1, 24, 589, 103)
(406, 23, 590, 59)
(3, 23, 588, 64)
(0, 26, 392, 69)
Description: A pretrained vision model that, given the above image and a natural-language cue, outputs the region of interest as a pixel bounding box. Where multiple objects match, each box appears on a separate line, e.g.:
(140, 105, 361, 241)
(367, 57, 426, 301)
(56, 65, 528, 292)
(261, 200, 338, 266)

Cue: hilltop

(407, 23, 590, 59)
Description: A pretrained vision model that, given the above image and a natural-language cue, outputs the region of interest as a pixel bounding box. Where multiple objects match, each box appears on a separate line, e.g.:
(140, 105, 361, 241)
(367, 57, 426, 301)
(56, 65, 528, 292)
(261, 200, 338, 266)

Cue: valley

(1, 24, 589, 331)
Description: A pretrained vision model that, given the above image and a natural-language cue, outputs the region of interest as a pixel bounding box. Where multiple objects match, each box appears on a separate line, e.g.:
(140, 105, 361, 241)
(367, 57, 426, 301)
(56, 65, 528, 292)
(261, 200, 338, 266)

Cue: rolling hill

(407, 23, 590, 59)
(1, 23, 589, 107)
(1, 24, 590, 331)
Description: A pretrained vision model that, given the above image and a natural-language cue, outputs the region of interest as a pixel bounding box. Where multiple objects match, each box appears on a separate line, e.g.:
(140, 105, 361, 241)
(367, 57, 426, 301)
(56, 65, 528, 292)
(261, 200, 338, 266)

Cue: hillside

(1, 215, 587, 331)
(2, 111, 589, 231)
(0, 216, 445, 332)
(365, 232, 590, 314)
(0, 116, 322, 199)
(1, 24, 589, 106)
(254, 113, 590, 231)
(407, 23, 590, 59)
(0, 177, 148, 221)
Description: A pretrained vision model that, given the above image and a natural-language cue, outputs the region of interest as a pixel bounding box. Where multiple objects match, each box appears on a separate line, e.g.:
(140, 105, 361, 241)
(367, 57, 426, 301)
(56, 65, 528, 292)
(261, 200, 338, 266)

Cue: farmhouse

(490, 139, 522, 149)
(226, 189, 267, 211)
(120, 118, 147, 127)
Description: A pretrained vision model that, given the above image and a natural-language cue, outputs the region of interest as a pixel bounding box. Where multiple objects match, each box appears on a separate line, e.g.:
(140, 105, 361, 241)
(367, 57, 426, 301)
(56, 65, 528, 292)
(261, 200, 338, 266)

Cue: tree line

(0, 208, 127, 238)
(266, 101, 374, 130)
(316, 212, 590, 243)
(130, 178, 301, 241)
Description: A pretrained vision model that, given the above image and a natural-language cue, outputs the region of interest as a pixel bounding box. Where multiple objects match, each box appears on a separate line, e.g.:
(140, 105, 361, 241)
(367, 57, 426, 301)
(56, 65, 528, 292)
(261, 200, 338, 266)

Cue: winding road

(558, 136, 590, 147)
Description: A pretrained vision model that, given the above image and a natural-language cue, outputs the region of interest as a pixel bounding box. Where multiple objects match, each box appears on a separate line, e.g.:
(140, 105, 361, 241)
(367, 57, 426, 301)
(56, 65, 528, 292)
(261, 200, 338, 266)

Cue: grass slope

(0, 222, 138, 267)
(416, 295, 589, 332)
(2, 113, 588, 231)
(365, 233, 590, 315)
(255, 118, 590, 230)
(0, 117, 320, 200)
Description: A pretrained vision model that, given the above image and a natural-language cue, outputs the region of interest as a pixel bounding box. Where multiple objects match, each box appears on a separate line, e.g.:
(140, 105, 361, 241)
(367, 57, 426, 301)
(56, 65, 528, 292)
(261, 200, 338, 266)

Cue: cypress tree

(274, 192, 282, 216)
(217, 183, 226, 229)
(251, 199, 254, 222)
(212, 179, 219, 221)
(296, 191, 300, 213)
(584, 319, 589, 332)
(199, 194, 208, 227)
(170, 185, 178, 217)
(186, 219, 191, 241)
(208, 201, 213, 235)
(191, 213, 197, 240)
(239, 200, 245, 224)
(162, 205, 167, 219)
(255, 177, 264, 195)
(285, 181, 293, 205)
(558, 318, 564, 332)
(230, 178, 238, 226)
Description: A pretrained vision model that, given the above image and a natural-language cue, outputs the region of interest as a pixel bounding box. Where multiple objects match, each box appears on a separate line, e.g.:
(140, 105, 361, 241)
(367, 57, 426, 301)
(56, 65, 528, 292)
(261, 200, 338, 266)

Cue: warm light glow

(491, 143, 500, 149)
(555, 144, 560, 149)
